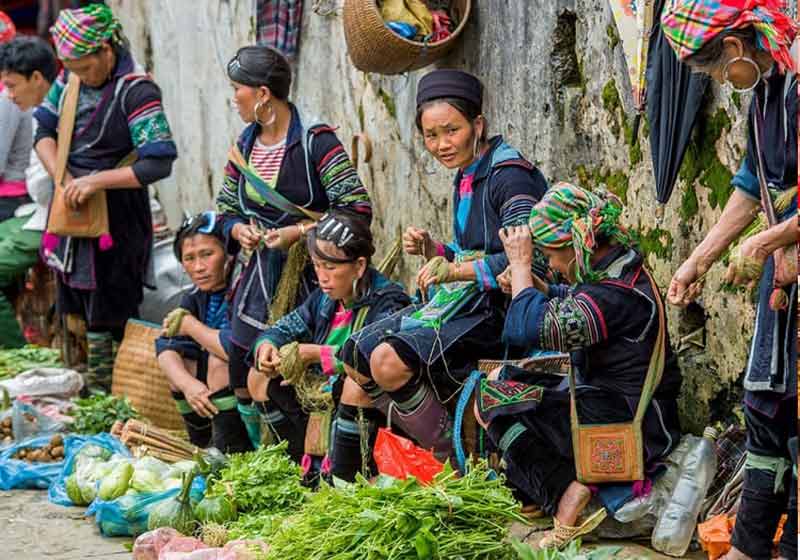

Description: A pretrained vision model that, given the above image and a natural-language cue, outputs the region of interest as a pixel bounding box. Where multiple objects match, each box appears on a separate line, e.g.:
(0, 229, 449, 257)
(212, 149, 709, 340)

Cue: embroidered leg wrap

(210, 390, 252, 454)
(171, 390, 212, 448)
(236, 397, 262, 450)
(86, 331, 114, 392)
(256, 401, 305, 463)
(731, 451, 792, 560)
(361, 380, 391, 414)
(388, 380, 453, 462)
(266, 381, 309, 464)
(329, 404, 379, 482)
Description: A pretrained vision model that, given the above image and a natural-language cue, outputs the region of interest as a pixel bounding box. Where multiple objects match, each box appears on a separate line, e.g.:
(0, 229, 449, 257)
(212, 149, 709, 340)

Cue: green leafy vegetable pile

(205, 441, 307, 514)
(257, 462, 526, 560)
(0, 345, 61, 379)
(511, 539, 623, 560)
(68, 394, 139, 434)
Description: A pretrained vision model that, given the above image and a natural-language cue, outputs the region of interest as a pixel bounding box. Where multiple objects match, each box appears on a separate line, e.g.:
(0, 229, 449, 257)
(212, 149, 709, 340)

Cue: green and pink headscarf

(528, 183, 631, 283)
(661, 0, 798, 74)
(50, 3, 125, 60)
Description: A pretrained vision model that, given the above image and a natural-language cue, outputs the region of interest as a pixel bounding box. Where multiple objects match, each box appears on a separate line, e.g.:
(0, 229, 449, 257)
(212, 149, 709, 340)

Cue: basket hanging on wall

(343, 0, 472, 75)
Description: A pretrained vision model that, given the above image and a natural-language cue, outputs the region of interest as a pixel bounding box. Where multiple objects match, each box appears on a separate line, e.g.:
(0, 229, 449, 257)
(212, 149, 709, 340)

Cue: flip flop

(537, 507, 607, 550)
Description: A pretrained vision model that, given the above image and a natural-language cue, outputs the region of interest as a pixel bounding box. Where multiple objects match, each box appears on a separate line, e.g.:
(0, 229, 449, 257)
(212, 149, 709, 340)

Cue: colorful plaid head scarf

(528, 183, 630, 283)
(50, 3, 125, 60)
(661, 0, 798, 74)
(0, 11, 16, 44)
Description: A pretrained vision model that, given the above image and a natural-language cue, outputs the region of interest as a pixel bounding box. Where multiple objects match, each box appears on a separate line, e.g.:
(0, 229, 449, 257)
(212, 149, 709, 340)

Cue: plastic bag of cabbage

(48, 433, 130, 505)
(50, 433, 194, 507)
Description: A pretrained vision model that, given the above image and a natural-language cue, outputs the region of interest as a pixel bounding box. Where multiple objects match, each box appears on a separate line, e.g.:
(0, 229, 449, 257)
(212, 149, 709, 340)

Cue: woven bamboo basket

(343, 0, 472, 75)
(111, 319, 184, 431)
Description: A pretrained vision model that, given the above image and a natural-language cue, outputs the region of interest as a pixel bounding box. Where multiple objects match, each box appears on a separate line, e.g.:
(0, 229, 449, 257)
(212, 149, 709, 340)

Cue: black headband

(416, 69, 483, 110)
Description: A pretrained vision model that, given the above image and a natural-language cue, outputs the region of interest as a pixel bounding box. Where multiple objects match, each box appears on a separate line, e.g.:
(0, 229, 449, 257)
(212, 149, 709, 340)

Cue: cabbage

(98, 461, 134, 500)
(167, 460, 197, 479)
(147, 472, 197, 534)
(194, 494, 237, 525)
(65, 474, 83, 505)
(130, 468, 165, 494)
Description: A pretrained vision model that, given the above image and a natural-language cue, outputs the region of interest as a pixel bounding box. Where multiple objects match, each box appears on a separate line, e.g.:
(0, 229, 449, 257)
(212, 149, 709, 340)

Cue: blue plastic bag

(48, 432, 131, 506)
(0, 434, 72, 490)
(87, 476, 206, 537)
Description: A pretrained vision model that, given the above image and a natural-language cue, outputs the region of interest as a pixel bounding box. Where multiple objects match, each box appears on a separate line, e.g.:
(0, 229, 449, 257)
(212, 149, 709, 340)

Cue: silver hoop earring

(351, 278, 360, 300)
(723, 56, 762, 93)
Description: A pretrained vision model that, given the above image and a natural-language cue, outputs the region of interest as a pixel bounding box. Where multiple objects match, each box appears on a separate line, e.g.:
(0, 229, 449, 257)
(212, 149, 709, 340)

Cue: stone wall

(111, 0, 766, 434)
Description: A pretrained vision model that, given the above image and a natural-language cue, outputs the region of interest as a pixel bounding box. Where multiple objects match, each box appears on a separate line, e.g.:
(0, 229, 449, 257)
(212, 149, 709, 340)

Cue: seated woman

(339, 69, 548, 461)
(156, 212, 251, 453)
(250, 210, 410, 480)
(477, 183, 682, 549)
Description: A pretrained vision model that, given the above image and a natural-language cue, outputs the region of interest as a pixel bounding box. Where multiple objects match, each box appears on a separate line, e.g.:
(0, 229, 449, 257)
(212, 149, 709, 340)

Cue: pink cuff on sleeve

(435, 242, 446, 257)
(319, 345, 338, 377)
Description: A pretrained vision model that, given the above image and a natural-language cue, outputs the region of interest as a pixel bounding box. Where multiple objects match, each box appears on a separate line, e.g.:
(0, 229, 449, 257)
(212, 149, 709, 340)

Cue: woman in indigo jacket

(662, 2, 797, 558)
(156, 213, 251, 454)
(479, 184, 682, 549)
(250, 211, 410, 480)
(216, 45, 371, 448)
(339, 69, 548, 461)
(33, 4, 177, 391)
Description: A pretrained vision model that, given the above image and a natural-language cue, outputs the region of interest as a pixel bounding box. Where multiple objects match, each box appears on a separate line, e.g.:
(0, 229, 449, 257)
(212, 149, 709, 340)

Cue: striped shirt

(246, 138, 286, 203)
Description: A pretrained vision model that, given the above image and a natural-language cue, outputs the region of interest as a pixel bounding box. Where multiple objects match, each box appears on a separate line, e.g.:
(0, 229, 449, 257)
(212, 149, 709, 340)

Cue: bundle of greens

(68, 395, 139, 435)
(511, 539, 622, 560)
(0, 345, 61, 380)
(260, 462, 527, 560)
(205, 442, 307, 514)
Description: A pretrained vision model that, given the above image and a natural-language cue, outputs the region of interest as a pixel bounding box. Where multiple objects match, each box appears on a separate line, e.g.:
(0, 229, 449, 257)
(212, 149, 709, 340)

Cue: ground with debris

(2, 490, 129, 560)
(2, 488, 709, 560)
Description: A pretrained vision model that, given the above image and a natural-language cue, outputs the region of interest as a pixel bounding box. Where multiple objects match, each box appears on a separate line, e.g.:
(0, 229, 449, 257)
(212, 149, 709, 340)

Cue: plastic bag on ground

(373, 427, 443, 484)
(158, 535, 207, 560)
(0, 367, 83, 398)
(0, 434, 80, 489)
(12, 399, 65, 440)
(49, 432, 130, 506)
(134, 528, 181, 560)
(160, 540, 269, 560)
(88, 475, 206, 537)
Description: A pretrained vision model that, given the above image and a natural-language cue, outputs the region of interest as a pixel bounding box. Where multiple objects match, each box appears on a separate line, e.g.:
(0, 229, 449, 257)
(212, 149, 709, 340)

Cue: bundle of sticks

(112, 419, 198, 463)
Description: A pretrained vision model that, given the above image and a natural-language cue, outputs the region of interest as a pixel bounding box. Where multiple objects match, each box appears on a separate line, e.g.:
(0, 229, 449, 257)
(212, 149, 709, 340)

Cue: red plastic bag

(373, 427, 443, 484)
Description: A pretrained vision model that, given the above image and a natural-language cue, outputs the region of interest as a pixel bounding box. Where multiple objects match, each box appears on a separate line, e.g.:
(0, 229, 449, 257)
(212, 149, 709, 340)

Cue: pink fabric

(321, 455, 332, 474)
(99, 233, 114, 251)
(319, 345, 337, 377)
(435, 242, 446, 257)
(42, 232, 60, 254)
(0, 180, 28, 198)
(301, 453, 312, 475)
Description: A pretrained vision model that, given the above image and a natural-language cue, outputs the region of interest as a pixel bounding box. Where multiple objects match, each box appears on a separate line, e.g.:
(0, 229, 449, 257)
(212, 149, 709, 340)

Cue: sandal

(537, 507, 607, 550)
(521, 504, 545, 520)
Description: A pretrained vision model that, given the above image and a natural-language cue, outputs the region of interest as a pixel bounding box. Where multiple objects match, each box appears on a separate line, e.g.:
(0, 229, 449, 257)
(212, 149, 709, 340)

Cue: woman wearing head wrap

(476, 183, 682, 549)
(32, 3, 177, 391)
(662, 3, 797, 557)
(216, 45, 372, 450)
(339, 69, 548, 461)
(156, 212, 252, 454)
(249, 210, 410, 480)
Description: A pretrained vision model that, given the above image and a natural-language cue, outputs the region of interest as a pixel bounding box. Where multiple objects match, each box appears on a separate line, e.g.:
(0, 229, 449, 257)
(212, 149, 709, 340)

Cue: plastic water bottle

(651, 427, 719, 556)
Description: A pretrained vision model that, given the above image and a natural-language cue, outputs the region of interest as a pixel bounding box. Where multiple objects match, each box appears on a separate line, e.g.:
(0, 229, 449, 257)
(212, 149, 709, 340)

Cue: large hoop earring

(253, 100, 277, 126)
(351, 277, 361, 301)
(723, 56, 762, 93)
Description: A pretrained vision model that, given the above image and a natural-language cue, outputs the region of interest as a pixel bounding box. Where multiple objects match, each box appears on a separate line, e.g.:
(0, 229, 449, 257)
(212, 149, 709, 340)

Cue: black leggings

(228, 342, 251, 390)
